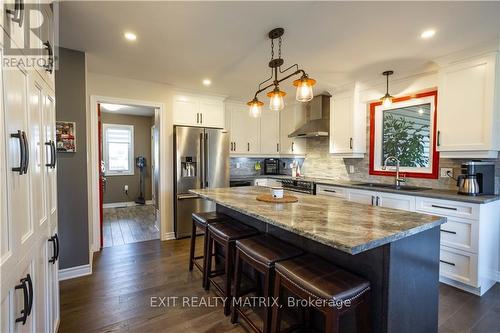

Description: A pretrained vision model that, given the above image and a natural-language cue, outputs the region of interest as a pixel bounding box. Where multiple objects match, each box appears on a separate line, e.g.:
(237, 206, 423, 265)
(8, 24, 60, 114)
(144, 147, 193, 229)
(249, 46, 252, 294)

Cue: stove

(280, 178, 315, 194)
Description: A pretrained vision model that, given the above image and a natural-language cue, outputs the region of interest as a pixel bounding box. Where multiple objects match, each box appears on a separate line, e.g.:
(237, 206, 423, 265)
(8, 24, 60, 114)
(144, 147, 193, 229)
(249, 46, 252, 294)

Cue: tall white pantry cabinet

(1, 1, 60, 333)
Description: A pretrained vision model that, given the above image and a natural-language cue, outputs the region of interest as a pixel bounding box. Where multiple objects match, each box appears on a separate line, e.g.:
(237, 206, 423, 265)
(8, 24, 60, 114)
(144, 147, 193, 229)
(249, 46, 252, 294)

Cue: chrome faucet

(382, 156, 406, 188)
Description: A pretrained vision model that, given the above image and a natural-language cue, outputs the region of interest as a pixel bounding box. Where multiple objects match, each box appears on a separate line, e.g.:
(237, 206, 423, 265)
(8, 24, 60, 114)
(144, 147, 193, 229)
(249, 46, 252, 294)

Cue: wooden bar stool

(206, 221, 259, 316)
(271, 254, 371, 333)
(189, 212, 229, 289)
(231, 234, 303, 333)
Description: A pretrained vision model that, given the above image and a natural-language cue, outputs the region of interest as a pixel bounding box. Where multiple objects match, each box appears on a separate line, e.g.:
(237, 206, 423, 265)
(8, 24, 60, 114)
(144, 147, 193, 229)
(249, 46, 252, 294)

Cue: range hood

(288, 93, 331, 138)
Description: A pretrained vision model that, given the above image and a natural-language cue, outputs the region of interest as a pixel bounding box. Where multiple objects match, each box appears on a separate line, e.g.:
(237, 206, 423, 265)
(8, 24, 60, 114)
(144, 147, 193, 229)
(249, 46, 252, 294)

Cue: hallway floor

(59, 239, 500, 333)
(103, 205, 159, 247)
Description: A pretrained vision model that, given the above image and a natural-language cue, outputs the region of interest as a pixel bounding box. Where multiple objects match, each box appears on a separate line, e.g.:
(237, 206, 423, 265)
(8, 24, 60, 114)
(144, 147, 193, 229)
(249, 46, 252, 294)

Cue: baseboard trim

(103, 200, 153, 208)
(163, 232, 176, 241)
(59, 264, 92, 281)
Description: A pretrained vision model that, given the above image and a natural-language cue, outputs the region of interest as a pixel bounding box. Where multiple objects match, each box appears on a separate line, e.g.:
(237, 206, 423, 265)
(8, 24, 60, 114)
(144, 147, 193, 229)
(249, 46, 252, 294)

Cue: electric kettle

(457, 174, 480, 196)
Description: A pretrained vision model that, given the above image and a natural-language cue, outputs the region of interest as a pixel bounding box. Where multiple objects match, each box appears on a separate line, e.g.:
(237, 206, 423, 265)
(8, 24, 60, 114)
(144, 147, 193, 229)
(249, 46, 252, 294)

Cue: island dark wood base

(217, 205, 441, 333)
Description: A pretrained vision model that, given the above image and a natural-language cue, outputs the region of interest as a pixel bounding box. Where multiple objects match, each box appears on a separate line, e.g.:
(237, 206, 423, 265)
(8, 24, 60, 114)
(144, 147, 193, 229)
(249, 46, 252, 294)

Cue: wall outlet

(440, 168, 453, 178)
(348, 165, 355, 174)
(124, 185, 129, 195)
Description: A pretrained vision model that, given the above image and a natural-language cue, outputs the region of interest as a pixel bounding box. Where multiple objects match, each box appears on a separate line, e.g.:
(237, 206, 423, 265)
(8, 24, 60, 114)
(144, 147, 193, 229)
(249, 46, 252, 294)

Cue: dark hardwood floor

(60, 239, 500, 333)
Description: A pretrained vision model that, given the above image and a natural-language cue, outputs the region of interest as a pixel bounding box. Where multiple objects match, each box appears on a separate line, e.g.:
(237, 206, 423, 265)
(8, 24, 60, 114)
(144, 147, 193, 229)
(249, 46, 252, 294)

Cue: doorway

(97, 102, 160, 248)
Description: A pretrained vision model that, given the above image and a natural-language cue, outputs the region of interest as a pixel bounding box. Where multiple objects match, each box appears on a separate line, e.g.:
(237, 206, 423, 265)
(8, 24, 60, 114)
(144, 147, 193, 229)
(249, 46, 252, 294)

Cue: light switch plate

(440, 168, 453, 178)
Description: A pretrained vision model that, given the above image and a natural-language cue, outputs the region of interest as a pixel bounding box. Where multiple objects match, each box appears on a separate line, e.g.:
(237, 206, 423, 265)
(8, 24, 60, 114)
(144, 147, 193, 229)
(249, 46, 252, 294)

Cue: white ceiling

(100, 103, 156, 116)
(59, 1, 500, 101)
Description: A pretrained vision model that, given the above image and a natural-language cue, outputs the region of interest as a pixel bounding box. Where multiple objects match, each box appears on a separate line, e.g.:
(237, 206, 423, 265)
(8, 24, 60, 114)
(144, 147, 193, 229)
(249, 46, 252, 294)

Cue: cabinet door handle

(277, 143, 279, 152)
(440, 259, 455, 267)
(6, 0, 24, 27)
(22, 131, 29, 174)
(54, 233, 60, 261)
(291, 142, 294, 152)
(437, 131, 440, 147)
(440, 229, 457, 235)
(247, 142, 250, 152)
(371, 196, 374, 206)
(431, 204, 457, 211)
(200, 113, 203, 124)
(376, 196, 380, 206)
(48, 236, 57, 263)
(43, 41, 54, 74)
(15, 273, 32, 325)
(196, 113, 199, 124)
(349, 137, 353, 149)
(323, 189, 337, 193)
(11, 130, 25, 174)
(51, 141, 57, 168)
(234, 142, 236, 151)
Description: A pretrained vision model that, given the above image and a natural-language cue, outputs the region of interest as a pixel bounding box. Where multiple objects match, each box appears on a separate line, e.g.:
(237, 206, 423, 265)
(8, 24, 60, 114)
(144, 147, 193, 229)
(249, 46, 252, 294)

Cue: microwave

(264, 158, 280, 175)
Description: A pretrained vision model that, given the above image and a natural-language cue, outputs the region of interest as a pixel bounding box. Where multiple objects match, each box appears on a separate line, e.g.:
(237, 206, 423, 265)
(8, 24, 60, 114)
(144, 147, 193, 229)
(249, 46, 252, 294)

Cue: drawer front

(316, 185, 347, 198)
(439, 246, 478, 287)
(377, 192, 415, 212)
(416, 197, 479, 220)
(440, 217, 478, 253)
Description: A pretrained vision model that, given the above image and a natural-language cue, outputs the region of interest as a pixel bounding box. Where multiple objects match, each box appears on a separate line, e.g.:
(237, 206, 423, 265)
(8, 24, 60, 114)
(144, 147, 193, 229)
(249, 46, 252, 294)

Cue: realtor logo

(3, 1, 59, 71)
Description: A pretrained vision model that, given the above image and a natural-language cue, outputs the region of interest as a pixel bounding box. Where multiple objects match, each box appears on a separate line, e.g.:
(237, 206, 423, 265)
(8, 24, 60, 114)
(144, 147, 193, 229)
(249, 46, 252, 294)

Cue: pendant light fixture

(247, 98, 264, 118)
(247, 28, 316, 116)
(380, 70, 394, 107)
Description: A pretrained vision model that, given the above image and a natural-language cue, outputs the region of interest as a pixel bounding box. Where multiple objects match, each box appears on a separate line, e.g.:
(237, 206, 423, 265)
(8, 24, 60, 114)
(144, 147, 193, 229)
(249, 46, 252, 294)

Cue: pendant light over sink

(380, 70, 394, 107)
(247, 28, 316, 117)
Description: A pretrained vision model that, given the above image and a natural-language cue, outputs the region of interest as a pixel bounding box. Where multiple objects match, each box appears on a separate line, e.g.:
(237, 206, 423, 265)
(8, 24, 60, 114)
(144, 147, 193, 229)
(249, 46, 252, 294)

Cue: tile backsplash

(302, 137, 500, 194)
(230, 158, 304, 177)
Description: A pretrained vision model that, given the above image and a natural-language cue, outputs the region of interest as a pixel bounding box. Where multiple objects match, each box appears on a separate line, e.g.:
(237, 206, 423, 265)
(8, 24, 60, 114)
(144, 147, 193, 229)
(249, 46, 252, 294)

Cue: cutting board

(256, 194, 298, 203)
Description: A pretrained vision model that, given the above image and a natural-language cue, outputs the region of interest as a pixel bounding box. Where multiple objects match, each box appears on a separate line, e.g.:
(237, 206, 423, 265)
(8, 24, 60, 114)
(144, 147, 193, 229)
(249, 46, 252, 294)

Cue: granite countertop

(230, 175, 500, 204)
(190, 186, 445, 255)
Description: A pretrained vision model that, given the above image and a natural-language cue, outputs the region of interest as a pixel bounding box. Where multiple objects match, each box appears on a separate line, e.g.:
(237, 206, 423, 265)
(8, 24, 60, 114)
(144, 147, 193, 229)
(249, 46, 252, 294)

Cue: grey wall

(55, 47, 89, 269)
(101, 112, 154, 204)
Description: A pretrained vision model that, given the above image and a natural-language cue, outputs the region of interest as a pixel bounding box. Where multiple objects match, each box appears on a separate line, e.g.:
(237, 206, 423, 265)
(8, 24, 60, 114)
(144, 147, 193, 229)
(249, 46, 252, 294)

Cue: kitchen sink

(355, 183, 430, 191)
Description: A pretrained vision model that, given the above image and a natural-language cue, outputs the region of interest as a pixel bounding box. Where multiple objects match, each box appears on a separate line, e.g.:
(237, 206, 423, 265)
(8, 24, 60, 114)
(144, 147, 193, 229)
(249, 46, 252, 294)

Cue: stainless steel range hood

(288, 93, 331, 138)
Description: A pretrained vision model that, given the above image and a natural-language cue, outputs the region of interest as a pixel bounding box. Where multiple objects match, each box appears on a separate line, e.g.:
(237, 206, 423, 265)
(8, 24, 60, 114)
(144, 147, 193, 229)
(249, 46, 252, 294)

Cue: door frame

(89, 95, 166, 253)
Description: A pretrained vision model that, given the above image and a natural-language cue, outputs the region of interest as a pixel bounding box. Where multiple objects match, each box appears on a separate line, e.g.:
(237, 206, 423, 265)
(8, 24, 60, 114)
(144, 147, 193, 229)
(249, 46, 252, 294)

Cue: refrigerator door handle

(200, 133, 205, 188)
(204, 132, 209, 187)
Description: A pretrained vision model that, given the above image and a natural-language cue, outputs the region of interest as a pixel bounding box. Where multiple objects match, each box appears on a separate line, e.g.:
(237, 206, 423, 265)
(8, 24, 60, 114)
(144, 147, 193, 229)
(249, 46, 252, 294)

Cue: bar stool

(271, 254, 371, 333)
(231, 234, 304, 333)
(206, 221, 259, 316)
(189, 212, 230, 289)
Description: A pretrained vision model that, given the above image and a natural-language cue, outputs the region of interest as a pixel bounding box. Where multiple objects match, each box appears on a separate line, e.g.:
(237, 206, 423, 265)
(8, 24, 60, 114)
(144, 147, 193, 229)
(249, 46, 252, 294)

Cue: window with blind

(103, 124, 134, 176)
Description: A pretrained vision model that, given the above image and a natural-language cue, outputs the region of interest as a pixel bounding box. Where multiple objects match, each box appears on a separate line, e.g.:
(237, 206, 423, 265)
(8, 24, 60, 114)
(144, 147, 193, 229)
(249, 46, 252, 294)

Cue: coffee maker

(457, 161, 495, 196)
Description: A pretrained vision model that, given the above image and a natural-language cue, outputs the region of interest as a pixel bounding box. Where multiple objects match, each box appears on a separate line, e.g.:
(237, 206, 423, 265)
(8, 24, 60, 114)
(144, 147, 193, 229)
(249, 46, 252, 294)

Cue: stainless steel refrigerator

(174, 126, 230, 238)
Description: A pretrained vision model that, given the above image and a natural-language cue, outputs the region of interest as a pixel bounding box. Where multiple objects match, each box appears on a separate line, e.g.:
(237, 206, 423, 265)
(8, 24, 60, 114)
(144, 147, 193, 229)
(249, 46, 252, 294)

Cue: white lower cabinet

(254, 178, 282, 188)
(346, 188, 415, 210)
(315, 184, 499, 295)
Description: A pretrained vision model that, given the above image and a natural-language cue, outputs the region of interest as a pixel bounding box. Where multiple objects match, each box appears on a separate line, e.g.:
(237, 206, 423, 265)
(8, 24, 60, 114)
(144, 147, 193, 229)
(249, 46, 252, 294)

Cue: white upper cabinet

(437, 52, 500, 158)
(173, 94, 225, 128)
(329, 84, 366, 158)
(280, 104, 306, 155)
(225, 101, 307, 156)
(227, 101, 260, 155)
(260, 110, 280, 155)
(199, 98, 225, 128)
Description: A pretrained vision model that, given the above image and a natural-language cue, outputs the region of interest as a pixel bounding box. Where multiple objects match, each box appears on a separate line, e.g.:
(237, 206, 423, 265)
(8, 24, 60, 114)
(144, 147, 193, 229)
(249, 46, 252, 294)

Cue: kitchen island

(191, 186, 446, 333)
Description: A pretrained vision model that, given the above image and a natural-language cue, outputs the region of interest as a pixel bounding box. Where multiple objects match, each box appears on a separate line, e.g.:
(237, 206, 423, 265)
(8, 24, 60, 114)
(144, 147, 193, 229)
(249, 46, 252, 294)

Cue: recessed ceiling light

(420, 29, 436, 39)
(124, 32, 137, 41)
(202, 79, 212, 86)
(101, 103, 126, 111)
